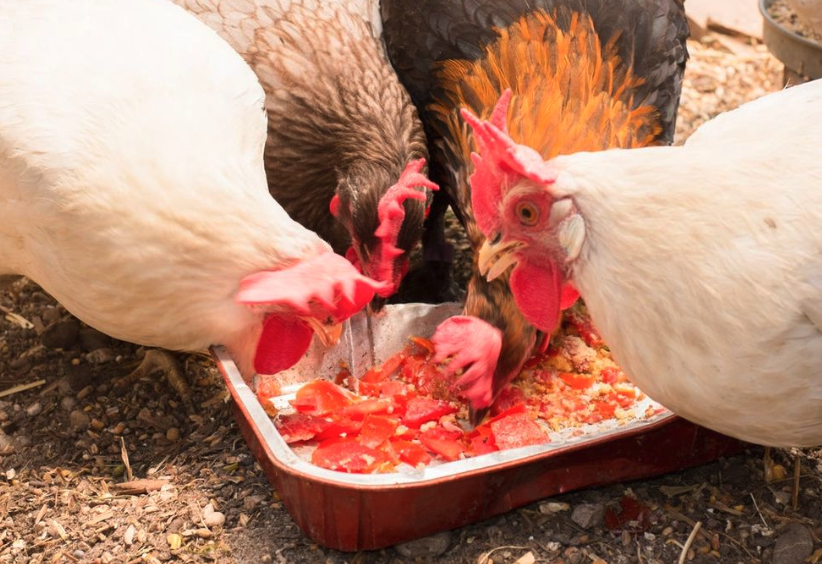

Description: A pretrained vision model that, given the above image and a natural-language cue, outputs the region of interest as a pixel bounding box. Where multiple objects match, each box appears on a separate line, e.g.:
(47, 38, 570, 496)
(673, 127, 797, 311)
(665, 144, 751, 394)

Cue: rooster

(175, 0, 437, 309)
(471, 80, 822, 449)
(0, 0, 384, 396)
(380, 0, 690, 423)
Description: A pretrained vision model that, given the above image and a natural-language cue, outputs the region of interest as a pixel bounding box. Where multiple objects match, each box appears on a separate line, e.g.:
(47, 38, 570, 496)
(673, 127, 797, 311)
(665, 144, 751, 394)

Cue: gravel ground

(1, 34, 812, 564)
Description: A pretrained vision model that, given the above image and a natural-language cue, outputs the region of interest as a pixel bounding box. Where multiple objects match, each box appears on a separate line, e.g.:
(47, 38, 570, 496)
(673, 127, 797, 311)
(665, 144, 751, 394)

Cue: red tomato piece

(410, 336, 436, 355)
(340, 398, 393, 420)
(311, 438, 384, 473)
(360, 415, 400, 448)
(363, 351, 406, 383)
(275, 413, 330, 444)
(560, 372, 596, 390)
(402, 397, 457, 428)
(291, 381, 353, 415)
(419, 427, 466, 462)
(600, 367, 622, 385)
(467, 425, 498, 456)
(313, 417, 362, 441)
(490, 413, 548, 450)
(391, 440, 432, 467)
(379, 380, 408, 397)
(592, 400, 617, 419)
(488, 402, 528, 424)
(357, 380, 382, 397)
(490, 389, 528, 417)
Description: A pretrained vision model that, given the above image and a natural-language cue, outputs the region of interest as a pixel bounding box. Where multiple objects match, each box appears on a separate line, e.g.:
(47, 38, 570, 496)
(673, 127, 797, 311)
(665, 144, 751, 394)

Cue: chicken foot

(116, 349, 194, 412)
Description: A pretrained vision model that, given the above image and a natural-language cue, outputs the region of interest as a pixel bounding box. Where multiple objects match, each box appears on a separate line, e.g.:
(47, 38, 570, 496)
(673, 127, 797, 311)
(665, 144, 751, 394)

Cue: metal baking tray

(212, 303, 746, 552)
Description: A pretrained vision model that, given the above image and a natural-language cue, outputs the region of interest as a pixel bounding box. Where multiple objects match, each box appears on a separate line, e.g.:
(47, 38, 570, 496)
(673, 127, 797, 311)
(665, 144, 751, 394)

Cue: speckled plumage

(177, 0, 430, 288)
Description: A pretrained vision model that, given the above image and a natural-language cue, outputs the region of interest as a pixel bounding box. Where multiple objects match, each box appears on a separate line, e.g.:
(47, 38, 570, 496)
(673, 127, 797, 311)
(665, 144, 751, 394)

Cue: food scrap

(257, 304, 662, 474)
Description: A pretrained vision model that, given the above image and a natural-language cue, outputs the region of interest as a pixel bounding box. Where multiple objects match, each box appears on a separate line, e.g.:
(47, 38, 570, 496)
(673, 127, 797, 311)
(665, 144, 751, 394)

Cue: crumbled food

(258, 304, 658, 474)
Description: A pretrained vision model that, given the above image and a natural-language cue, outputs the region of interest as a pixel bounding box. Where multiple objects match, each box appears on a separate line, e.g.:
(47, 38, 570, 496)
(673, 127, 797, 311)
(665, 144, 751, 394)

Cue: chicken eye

(516, 202, 539, 226)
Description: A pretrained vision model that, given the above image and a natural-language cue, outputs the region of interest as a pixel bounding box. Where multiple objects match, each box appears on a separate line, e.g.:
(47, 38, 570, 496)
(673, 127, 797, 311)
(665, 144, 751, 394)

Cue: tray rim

(212, 345, 683, 490)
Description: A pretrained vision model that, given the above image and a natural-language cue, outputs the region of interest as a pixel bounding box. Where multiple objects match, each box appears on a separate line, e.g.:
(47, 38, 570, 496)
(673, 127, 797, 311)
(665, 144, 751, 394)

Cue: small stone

(261, 556, 272, 564)
(25, 402, 42, 417)
(395, 531, 452, 559)
(571, 503, 605, 530)
(203, 506, 226, 529)
(41, 319, 79, 349)
(91, 418, 105, 431)
(69, 410, 91, 431)
(540, 501, 571, 514)
(195, 528, 212, 538)
(77, 385, 94, 400)
(86, 348, 114, 365)
(166, 428, 180, 442)
(773, 524, 813, 564)
(60, 397, 77, 412)
(79, 327, 112, 352)
(124, 525, 135, 545)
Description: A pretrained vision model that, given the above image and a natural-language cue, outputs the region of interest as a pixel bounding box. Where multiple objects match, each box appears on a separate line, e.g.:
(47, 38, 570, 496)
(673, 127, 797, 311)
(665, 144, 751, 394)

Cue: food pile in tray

(255, 304, 665, 474)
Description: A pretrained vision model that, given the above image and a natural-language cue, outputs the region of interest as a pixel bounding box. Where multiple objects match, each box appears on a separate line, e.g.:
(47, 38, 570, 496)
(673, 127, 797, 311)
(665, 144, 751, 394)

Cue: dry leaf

(167, 533, 182, 550)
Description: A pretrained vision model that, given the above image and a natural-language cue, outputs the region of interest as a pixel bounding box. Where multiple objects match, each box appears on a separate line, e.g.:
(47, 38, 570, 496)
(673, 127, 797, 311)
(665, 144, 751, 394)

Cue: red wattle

(254, 314, 313, 375)
(510, 261, 563, 335)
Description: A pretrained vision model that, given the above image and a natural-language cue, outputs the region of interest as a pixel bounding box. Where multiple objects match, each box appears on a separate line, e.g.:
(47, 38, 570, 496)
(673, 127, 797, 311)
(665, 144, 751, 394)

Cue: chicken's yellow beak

(478, 238, 523, 281)
(303, 318, 343, 347)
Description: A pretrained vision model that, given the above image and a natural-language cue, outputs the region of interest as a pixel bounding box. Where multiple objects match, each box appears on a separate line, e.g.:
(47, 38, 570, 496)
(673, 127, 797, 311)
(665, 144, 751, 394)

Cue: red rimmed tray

(212, 304, 746, 552)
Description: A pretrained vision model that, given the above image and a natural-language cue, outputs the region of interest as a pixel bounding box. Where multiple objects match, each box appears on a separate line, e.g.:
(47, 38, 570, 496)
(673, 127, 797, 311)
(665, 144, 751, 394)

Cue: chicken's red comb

(372, 158, 438, 297)
(462, 90, 557, 238)
(236, 252, 388, 321)
(432, 315, 502, 408)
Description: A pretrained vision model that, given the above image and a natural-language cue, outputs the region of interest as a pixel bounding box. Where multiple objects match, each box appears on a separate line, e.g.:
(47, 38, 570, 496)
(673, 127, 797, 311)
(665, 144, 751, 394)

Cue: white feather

(0, 0, 329, 375)
(550, 79, 822, 447)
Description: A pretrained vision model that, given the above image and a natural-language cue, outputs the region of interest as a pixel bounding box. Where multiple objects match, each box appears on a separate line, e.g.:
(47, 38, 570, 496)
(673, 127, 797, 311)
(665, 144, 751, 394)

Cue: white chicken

(0, 0, 384, 390)
(471, 80, 822, 449)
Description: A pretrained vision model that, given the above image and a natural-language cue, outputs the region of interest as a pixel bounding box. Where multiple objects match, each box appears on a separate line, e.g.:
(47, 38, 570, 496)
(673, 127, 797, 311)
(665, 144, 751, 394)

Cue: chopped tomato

(275, 413, 330, 444)
(379, 380, 408, 397)
(600, 367, 622, 385)
(313, 417, 362, 441)
(291, 381, 353, 415)
(614, 383, 636, 398)
(363, 351, 407, 383)
(360, 415, 399, 448)
(592, 401, 617, 419)
(402, 397, 457, 428)
(341, 398, 394, 420)
(490, 388, 527, 416)
(410, 336, 436, 355)
(391, 440, 432, 467)
(419, 427, 466, 461)
(560, 372, 596, 390)
(489, 402, 528, 424)
(468, 425, 497, 456)
(490, 413, 548, 450)
(357, 380, 382, 397)
(311, 438, 385, 473)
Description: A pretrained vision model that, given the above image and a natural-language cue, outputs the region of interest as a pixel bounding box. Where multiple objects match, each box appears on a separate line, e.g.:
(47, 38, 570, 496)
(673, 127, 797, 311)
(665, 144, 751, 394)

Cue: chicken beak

(303, 318, 343, 347)
(478, 238, 522, 281)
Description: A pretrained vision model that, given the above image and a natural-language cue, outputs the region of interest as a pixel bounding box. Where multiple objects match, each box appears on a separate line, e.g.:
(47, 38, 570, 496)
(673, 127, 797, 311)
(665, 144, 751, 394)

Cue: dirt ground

(1, 34, 815, 564)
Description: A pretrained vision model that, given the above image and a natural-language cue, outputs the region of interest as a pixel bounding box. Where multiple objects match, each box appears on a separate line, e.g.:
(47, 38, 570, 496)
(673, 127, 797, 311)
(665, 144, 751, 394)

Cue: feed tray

(212, 303, 746, 551)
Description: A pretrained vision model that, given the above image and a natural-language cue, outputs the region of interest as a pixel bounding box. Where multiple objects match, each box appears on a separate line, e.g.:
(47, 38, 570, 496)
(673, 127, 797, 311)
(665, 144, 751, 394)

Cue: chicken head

(465, 91, 580, 336)
(330, 159, 438, 308)
(235, 252, 386, 375)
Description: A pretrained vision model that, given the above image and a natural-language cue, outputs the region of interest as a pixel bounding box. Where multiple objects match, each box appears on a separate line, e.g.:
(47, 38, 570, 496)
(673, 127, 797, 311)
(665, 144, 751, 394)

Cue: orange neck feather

(431, 10, 663, 171)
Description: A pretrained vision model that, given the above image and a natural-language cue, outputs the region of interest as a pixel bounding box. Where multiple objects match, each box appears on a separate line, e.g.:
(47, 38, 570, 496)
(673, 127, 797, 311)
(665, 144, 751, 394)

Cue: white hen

(0, 0, 383, 382)
(473, 80, 822, 447)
